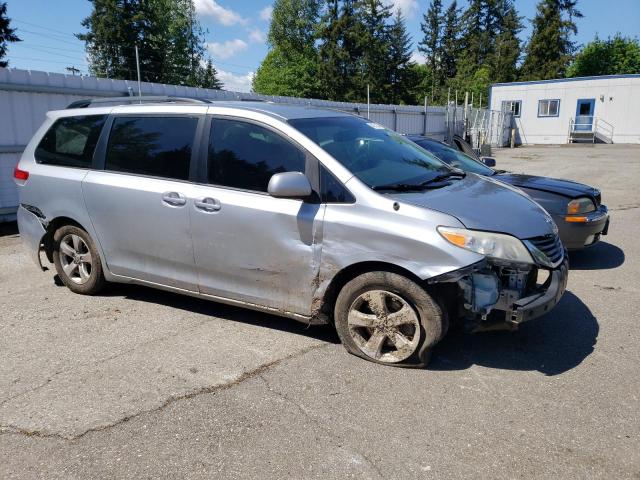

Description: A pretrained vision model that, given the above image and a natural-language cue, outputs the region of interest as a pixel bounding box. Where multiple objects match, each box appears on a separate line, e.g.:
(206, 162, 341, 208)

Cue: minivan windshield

(413, 139, 495, 176)
(289, 116, 453, 189)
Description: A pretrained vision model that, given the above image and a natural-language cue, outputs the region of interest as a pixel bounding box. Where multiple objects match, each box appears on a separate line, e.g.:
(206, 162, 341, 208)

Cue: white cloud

(217, 68, 254, 92)
(410, 50, 426, 64)
(249, 28, 266, 43)
(206, 39, 248, 59)
(383, 0, 419, 16)
(195, 0, 248, 26)
(259, 5, 273, 21)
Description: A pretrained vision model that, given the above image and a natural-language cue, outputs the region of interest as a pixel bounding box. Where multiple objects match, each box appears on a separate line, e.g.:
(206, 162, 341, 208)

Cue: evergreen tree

(489, 0, 523, 83)
(359, 0, 393, 103)
(418, 0, 442, 82)
(387, 9, 415, 104)
(520, 0, 583, 80)
(77, 0, 218, 88)
(567, 34, 640, 77)
(317, 0, 367, 102)
(0, 2, 20, 68)
(440, 0, 460, 83)
(199, 59, 223, 89)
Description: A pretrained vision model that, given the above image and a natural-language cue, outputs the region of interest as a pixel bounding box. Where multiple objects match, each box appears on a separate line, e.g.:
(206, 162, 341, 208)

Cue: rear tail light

(13, 166, 29, 181)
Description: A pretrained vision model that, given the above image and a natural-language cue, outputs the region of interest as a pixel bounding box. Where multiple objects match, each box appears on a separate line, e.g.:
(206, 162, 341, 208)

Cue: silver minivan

(14, 98, 568, 367)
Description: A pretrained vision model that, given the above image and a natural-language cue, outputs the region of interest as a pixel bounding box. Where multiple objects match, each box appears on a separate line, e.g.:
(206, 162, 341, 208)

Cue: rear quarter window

(35, 115, 107, 168)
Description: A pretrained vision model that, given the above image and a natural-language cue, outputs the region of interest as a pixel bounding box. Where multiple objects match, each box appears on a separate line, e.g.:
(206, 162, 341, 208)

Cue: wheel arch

(318, 261, 426, 321)
(42, 216, 90, 263)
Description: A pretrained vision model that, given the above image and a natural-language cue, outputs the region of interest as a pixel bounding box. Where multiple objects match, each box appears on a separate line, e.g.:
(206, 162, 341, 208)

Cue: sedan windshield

(413, 139, 495, 176)
(289, 116, 452, 189)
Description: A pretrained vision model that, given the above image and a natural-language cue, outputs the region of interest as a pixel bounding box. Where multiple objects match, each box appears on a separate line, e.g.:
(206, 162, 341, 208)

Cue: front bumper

(556, 205, 609, 250)
(508, 259, 568, 324)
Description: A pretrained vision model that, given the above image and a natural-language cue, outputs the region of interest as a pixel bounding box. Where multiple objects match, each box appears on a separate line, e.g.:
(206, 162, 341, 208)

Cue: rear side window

(208, 118, 306, 192)
(35, 115, 106, 168)
(105, 116, 198, 181)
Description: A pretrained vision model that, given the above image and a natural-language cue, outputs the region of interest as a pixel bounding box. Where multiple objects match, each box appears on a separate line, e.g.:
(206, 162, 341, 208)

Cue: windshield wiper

(373, 183, 430, 192)
(419, 171, 466, 185)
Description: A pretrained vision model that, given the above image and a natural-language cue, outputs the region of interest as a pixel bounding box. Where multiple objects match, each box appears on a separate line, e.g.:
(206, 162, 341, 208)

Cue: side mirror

(268, 172, 312, 199)
(481, 157, 496, 167)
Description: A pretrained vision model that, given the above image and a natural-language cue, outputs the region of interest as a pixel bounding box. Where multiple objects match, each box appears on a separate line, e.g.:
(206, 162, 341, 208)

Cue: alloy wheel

(58, 234, 93, 285)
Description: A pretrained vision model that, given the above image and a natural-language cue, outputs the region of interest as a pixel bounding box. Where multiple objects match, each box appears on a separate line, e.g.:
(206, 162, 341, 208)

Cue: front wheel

(334, 271, 446, 367)
(52, 225, 106, 295)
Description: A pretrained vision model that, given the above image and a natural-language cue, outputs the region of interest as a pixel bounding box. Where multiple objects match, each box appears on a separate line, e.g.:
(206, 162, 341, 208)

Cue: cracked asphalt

(1, 145, 639, 479)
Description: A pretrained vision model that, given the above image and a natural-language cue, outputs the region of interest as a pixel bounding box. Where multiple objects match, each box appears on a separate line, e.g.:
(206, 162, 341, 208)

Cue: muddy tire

(334, 271, 446, 367)
(52, 225, 106, 295)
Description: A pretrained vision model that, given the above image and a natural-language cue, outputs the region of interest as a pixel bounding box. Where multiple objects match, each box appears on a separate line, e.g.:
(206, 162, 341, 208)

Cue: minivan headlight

(438, 226, 534, 264)
(567, 197, 595, 214)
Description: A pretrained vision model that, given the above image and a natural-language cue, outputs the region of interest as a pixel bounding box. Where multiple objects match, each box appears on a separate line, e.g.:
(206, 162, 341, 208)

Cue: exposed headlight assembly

(438, 226, 534, 264)
(566, 197, 596, 223)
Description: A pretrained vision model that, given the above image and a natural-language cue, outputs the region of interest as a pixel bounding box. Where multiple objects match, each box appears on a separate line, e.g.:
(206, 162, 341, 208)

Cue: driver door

(189, 117, 324, 316)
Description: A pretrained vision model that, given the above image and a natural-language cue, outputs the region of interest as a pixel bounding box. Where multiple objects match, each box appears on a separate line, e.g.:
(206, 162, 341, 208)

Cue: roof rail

(66, 96, 211, 109)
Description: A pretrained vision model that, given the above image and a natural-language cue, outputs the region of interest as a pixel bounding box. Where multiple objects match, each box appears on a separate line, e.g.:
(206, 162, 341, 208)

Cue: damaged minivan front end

(429, 226, 568, 331)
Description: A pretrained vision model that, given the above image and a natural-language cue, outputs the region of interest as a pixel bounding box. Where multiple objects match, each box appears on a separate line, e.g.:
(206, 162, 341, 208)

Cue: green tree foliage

(0, 2, 21, 68)
(520, 0, 582, 80)
(440, 1, 460, 82)
(489, 0, 523, 83)
(387, 10, 415, 104)
(78, 0, 221, 88)
(359, 0, 393, 103)
(418, 0, 442, 81)
(567, 35, 640, 77)
(253, 0, 321, 97)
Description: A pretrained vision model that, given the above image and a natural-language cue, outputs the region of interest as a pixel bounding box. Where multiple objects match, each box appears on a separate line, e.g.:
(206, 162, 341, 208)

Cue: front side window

(105, 116, 198, 181)
(538, 99, 560, 117)
(289, 116, 449, 189)
(35, 115, 106, 168)
(208, 118, 306, 192)
(501, 100, 521, 117)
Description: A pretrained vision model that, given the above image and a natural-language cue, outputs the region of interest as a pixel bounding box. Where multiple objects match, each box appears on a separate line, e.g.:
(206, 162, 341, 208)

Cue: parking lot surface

(1, 144, 639, 479)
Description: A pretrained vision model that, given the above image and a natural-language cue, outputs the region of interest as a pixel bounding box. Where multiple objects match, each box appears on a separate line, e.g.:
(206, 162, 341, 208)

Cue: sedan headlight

(438, 226, 534, 264)
(567, 197, 595, 215)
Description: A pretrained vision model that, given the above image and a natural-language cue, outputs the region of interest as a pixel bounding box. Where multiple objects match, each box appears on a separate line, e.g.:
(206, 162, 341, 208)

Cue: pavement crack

(258, 374, 385, 480)
(0, 342, 330, 441)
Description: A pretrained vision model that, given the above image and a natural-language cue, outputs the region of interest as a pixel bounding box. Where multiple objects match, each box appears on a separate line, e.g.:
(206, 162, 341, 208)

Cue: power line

(12, 44, 88, 62)
(13, 19, 81, 38)
(19, 29, 85, 47)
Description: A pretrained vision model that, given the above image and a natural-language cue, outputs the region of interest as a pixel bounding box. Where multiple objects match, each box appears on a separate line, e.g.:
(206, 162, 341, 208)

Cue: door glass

(35, 115, 106, 168)
(208, 118, 306, 192)
(105, 116, 198, 180)
(579, 103, 591, 115)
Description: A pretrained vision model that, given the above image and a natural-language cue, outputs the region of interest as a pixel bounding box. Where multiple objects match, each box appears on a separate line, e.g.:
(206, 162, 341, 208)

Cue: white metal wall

(0, 67, 463, 221)
(490, 75, 640, 145)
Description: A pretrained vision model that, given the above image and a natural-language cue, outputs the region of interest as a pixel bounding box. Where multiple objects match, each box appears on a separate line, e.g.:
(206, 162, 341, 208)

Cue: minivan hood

(389, 174, 555, 239)
(494, 173, 599, 200)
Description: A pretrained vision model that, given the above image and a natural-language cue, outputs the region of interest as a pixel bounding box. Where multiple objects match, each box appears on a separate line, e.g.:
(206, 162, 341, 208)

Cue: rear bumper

(17, 205, 47, 270)
(508, 259, 569, 324)
(555, 205, 609, 250)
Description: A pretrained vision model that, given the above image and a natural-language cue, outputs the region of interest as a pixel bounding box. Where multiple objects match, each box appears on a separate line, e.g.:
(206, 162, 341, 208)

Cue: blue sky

(5, 0, 640, 92)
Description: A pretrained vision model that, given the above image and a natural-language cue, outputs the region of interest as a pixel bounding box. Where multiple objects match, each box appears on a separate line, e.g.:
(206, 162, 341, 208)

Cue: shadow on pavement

(100, 282, 342, 345)
(0, 221, 18, 237)
(430, 291, 598, 376)
(569, 242, 624, 270)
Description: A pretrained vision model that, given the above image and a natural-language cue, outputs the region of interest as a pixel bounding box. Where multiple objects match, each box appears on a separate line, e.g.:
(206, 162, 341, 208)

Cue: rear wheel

(53, 225, 106, 295)
(334, 271, 446, 367)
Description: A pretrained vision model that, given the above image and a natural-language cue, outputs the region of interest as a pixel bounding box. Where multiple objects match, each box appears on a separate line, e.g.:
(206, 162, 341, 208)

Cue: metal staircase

(568, 116, 614, 144)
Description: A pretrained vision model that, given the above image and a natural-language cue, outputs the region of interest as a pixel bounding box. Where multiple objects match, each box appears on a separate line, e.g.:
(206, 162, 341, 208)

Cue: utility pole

(135, 44, 142, 99)
(66, 66, 80, 76)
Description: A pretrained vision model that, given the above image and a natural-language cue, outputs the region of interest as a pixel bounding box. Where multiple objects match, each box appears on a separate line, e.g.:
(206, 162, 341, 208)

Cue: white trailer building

(489, 74, 640, 145)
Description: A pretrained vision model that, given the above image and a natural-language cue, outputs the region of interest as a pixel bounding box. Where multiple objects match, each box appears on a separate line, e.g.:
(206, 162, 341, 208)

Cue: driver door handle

(194, 197, 221, 212)
(162, 191, 186, 207)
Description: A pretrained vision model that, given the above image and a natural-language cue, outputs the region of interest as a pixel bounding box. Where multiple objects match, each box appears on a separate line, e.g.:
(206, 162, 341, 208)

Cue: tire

(52, 225, 106, 295)
(334, 271, 446, 367)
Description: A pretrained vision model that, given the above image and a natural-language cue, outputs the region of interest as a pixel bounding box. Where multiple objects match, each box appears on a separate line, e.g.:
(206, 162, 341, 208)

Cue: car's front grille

(526, 234, 564, 267)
